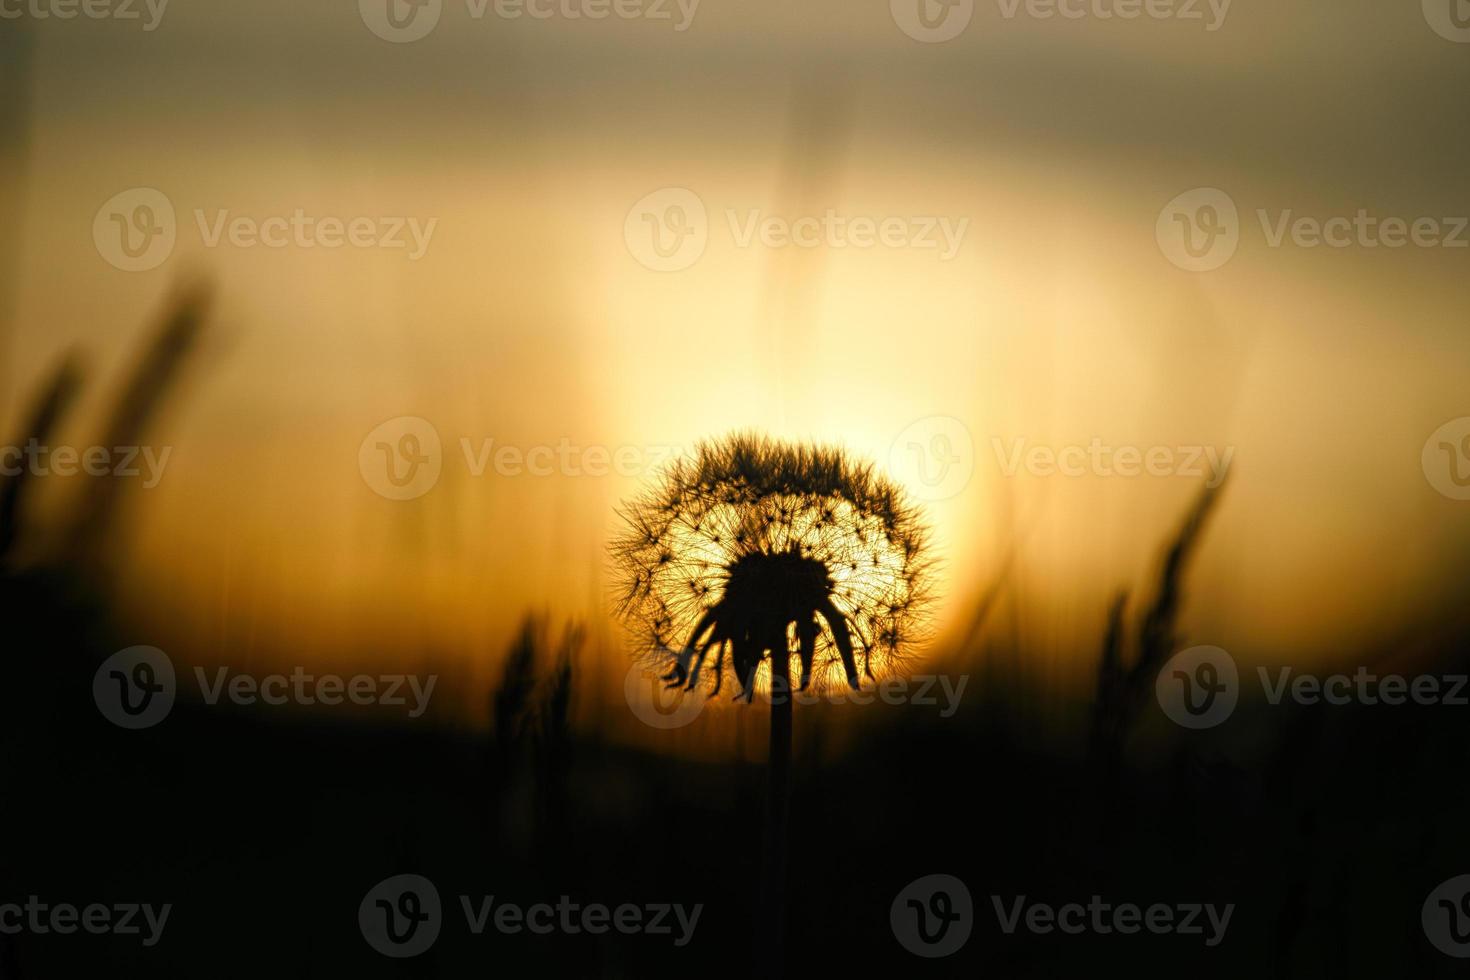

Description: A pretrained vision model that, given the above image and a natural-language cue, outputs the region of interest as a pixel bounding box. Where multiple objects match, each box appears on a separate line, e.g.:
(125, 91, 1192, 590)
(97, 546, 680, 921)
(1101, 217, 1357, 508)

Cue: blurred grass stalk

(0, 17, 33, 409)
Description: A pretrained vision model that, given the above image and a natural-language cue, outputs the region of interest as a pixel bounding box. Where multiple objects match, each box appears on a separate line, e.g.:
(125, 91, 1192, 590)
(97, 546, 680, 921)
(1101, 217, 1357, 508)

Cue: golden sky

(3, 1, 1469, 712)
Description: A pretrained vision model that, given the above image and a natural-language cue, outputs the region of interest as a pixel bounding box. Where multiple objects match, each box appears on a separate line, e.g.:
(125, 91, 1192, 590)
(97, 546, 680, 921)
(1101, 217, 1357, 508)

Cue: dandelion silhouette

(612, 433, 934, 703)
(612, 433, 934, 971)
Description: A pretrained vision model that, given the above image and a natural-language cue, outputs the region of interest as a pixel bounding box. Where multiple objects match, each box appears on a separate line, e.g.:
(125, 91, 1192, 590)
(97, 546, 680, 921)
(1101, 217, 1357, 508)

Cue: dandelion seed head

(610, 433, 935, 699)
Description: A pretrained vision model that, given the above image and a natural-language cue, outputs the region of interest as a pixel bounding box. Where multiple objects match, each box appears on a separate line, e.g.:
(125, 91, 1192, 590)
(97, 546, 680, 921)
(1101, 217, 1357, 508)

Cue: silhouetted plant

(0, 287, 213, 745)
(611, 433, 934, 975)
(492, 616, 542, 756)
(63, 282, 211, 564)
(488, 614, 584, 863)
(611, 433, 934, 700)
(1088, 480, 1226, 788)
(0, 353, 82, 561)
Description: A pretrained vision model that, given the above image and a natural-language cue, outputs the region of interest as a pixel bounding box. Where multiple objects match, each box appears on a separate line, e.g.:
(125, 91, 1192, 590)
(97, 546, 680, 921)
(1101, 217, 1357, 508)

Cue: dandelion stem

(759, 653, 792, 977)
